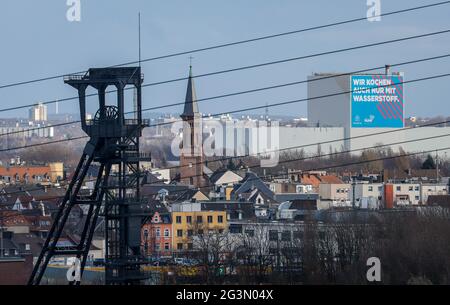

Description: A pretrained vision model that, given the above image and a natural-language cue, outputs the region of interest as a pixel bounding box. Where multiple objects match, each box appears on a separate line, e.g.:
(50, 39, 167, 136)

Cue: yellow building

(171, 208, 227, 251)
(48, 162, 64, 183)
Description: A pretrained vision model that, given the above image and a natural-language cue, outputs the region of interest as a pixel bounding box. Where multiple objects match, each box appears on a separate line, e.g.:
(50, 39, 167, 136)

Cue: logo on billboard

(351, 75, 404, 128)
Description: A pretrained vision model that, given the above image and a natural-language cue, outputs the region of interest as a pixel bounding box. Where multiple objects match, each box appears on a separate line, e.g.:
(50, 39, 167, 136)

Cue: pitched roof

(299, 174, 322, 187)
(200, 201, 255, 220)
(11, 233, 45, 257)
(175, 189, 209, 202)
(319, 175, 344, 184)
(209, 169, 243, 185)
(0, 166, 51, 180)
(427, 195, 450, 207)
(233, 171, 274, 200)
(180, 66, 199, 118)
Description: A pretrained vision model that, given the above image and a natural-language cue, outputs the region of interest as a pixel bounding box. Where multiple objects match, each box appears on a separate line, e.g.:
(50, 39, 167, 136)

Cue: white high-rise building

(29, 102, 48, 122)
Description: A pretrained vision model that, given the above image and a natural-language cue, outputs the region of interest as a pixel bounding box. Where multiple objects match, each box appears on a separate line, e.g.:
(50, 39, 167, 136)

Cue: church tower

(180, 66, 206, 188)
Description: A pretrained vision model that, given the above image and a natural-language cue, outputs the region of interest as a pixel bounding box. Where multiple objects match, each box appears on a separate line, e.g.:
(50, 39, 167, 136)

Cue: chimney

(385, 65, 391, 75)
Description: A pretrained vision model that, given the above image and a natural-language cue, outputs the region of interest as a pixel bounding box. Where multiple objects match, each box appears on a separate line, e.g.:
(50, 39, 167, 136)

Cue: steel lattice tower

(28, 67, 151, 285)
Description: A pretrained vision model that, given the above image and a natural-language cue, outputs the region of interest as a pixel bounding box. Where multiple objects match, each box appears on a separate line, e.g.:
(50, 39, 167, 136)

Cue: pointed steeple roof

(181, 65, 199, 119)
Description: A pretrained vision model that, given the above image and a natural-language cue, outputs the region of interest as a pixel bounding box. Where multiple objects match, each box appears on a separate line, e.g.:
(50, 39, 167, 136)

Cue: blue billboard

(351, 75, 404, 128)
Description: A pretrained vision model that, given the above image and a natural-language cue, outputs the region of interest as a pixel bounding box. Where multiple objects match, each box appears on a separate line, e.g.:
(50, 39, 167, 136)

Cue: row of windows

(243, 229, 303, 241)
(367, 186, 383, 192)
(176, 229, 224, 237)
(143, 228, 170, 238)
(400, 186, 420, 192)
(143, 242, 171, 251)
(175, 215, 224, 224)
(177, 243, 193, 250)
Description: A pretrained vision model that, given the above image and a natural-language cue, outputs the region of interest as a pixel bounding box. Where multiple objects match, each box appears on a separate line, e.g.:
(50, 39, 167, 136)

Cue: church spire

(181, 64, 199, 119)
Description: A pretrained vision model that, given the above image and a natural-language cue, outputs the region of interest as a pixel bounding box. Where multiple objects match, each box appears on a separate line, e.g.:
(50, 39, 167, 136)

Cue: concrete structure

(384, 183, 422, 207)
(318, 183, 351, 209)
(0, 122, 54, 138)
(28, 103, 48, 122)
(350, 182, 383, 209)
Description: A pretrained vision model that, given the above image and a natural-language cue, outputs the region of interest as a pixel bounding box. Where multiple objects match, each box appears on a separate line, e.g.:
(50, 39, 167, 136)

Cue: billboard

(351, 75, 404, 128)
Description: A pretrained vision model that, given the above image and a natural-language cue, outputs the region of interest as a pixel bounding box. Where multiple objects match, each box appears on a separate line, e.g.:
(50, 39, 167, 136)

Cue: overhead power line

(1, 72, 449, 152)
(1, 52, 449, 138)
(1, 29, 449, 115)
(0, 1, 448, 90)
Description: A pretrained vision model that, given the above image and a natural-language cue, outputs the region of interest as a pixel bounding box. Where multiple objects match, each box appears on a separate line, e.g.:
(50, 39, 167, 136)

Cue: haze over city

(1, 0, 450, 118)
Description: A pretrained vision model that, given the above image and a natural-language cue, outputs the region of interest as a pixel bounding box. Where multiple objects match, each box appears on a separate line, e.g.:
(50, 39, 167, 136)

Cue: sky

(0, 0, 449, 119)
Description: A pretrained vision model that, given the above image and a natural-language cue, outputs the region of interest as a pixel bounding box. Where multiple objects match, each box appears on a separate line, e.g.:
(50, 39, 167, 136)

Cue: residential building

(171, 202, 227, 252)
(420, 184, 448, 204)
(318, 182, 351, 209)
(350, 182, 383, 209)
(141, 201, 172, 257)
(384, 183, 422, 207)
(0, 161, 63, 184)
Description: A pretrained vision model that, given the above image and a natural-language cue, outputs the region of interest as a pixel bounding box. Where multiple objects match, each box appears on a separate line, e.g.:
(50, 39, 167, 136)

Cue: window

(164, 229, 170, 237)
(25, 244, 31, 251)
(187, 230, 193, 237)
(155, 228, 161, 237)
(155, 243, 160, 251)
(177, 229, 183, 237)
(197, 215, 203, 223)
(415, 196, 420, 200)
(143, 229, 149, 238)
(281, 231, 291, 241)
(164, 243, 170, 250)
(269, 230, 278, 241)
(207, 215, 213, 223)
(245, 229, 254, 237)
(176, 216, 182, 224)
(186, 216, 192, 224)
(293, 231, 302, 240)
(396, 186, 401, 191)
(187, 243, 193, 250)
(218, 215, 223, 223)
(415, 186, 420, 191)
(177, 243, 183, 250)
(409, 186, 413, 191)
(368, 186, 373, 192)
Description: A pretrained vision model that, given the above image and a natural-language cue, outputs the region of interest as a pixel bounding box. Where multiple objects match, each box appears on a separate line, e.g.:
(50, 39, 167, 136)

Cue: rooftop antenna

(134, 12, 141, 118)
(138, 12, 141, 67)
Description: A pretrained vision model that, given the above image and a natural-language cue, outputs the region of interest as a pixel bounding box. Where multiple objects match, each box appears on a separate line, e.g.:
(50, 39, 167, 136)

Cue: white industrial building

(283, 69, 450, 157)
